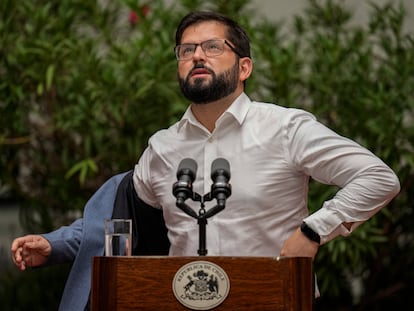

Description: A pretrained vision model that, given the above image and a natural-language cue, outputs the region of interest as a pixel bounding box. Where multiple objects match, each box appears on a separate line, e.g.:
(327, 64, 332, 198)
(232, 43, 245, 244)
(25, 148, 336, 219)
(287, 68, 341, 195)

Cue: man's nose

(192, 45, 206, 60)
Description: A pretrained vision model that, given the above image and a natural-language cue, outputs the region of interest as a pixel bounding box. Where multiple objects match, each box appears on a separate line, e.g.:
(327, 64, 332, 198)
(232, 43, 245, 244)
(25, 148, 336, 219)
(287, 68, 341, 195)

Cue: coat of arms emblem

(173, 261, 230, 310)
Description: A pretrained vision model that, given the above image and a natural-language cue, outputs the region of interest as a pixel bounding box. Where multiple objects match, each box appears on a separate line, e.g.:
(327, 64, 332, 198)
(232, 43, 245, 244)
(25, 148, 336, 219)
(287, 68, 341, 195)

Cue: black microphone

(173, 158, 198, 205)
(210, 158, 232, 207)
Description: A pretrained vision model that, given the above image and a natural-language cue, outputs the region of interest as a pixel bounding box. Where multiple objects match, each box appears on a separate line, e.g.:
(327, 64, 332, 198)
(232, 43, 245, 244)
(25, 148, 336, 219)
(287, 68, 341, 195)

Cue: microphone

(210, 158, 232, 206)
(173, 158, 198, 205)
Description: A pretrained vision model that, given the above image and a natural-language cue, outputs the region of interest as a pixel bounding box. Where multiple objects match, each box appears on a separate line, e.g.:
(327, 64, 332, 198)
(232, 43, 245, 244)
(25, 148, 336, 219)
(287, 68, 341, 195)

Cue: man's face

(177, 21, 240, 104)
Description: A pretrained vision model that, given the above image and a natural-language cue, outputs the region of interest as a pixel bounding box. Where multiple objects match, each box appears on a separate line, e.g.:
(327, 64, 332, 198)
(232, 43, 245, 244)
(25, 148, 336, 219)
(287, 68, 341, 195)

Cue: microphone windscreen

(177, 158, 198, 180)
(211, 158, 230, 179)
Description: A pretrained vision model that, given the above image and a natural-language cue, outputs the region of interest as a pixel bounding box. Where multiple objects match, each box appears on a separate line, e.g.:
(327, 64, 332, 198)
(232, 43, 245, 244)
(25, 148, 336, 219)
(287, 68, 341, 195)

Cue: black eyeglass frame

(174, 39, 242, 61)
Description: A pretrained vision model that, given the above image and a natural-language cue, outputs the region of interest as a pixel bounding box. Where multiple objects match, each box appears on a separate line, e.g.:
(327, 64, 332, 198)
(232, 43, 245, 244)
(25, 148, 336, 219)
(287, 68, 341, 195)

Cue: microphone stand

(175, 192, 226, 256)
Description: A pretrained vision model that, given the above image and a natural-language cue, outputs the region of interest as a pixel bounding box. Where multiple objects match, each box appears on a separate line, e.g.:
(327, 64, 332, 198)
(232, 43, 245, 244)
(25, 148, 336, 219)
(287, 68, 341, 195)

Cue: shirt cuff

(303, 208, 353, 245)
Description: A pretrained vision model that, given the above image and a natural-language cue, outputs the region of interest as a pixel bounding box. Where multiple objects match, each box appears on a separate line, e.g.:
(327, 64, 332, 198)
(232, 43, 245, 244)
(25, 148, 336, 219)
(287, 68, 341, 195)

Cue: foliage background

(1, 0, 413, 310)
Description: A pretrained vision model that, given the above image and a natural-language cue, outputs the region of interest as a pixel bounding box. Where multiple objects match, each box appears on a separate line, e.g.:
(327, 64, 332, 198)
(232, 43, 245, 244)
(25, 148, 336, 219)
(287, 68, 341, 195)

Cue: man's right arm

(41, 218, 84, 265)
(11, 218, 84, 270)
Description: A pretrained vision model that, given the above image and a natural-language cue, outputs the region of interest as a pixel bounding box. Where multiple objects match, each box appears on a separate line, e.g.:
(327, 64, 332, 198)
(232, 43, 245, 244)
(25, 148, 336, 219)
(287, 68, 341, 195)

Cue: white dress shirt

(133, 92, 400, 256)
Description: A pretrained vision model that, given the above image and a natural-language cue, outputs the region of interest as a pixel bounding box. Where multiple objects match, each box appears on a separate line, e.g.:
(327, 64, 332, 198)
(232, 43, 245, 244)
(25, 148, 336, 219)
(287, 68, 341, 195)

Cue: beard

(178, 61, 239, 104)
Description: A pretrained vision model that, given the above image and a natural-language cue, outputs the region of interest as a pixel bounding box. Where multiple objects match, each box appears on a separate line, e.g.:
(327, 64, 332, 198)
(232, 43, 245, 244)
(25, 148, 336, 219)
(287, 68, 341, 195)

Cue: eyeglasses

(174, 39, 241, 61)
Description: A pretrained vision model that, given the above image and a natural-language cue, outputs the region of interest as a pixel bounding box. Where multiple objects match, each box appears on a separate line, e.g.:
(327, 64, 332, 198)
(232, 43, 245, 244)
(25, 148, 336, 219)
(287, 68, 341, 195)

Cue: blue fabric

(42, 172, 129, 311)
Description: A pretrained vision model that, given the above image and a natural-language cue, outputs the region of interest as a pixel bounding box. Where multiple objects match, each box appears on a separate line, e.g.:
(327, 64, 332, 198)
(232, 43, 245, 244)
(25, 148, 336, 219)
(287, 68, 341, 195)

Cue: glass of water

(104, 219, 132, 256)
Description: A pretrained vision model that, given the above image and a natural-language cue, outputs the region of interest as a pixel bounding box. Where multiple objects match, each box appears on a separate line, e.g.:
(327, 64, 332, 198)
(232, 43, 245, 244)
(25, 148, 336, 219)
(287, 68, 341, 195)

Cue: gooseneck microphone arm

(173, 158, 232, 256)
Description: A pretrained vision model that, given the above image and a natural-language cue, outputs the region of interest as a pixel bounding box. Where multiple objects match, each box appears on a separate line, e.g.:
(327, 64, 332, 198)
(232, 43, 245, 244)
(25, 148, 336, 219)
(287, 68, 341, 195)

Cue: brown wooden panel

(91, 256, 313, 310)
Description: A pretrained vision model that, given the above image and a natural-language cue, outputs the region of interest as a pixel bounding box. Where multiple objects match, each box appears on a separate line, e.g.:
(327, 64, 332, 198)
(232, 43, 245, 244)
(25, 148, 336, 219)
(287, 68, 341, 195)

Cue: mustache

(189, 63, 214, 75)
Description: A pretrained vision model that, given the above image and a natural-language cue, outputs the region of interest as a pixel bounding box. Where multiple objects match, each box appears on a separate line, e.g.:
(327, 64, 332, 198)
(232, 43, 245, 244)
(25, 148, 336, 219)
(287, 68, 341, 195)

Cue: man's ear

(239, 57, 253, 82)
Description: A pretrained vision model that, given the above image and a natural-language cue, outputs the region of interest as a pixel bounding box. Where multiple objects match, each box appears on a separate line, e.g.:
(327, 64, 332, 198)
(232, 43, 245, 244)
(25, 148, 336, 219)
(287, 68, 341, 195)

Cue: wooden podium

(91, 256, 313, 310)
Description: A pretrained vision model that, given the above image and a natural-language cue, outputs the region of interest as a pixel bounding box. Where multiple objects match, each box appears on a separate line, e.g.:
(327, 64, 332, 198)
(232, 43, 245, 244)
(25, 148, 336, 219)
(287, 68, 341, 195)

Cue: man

(11, 172, 129, 311)
(133, 11, 400, 260)
(11, 171, 170, 311)
(11, 10, 400, 309)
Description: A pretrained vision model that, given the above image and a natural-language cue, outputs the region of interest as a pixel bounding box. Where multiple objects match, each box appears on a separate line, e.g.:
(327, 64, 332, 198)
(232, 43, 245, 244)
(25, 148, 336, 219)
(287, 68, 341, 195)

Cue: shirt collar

(177, 92, 251, 132)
